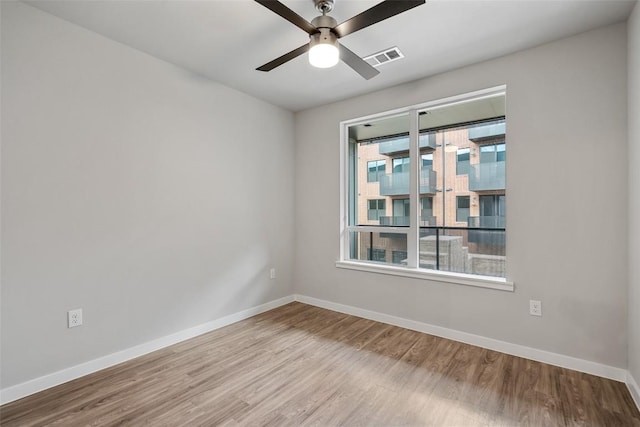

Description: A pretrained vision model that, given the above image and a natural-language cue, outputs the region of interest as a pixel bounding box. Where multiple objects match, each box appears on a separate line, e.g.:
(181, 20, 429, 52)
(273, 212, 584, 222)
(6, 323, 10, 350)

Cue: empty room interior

(1, 0, 640, 425)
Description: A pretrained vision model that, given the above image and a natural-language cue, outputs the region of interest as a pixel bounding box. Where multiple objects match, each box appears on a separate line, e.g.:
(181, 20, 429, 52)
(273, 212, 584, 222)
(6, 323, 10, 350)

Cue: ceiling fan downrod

(314, 0, 334, 14)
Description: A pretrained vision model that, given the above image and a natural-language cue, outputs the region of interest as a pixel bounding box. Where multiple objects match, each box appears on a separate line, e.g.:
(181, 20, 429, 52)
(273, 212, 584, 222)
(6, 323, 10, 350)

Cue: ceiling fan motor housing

(310, 15, 337, 30)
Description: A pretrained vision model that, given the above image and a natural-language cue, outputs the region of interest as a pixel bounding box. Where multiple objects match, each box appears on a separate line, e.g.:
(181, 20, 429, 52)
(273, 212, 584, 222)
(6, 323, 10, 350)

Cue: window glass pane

(496, 143, 506, 162)
(348, 114, 410, 226)
(480, 145, 495, 153)
(392, 250, 408, 265)
(420, 196, 434, 225)
(419, 227, 505, 277)
(480, 144, 495, 163)
(367, 160, 386, 182)
(421, 154, 433, 169)
(349, 231, 407, 266)
(367, 161, 377, 182)
(457, 148, 470, 175)
(456, 196, 470, 223)
(367, 199, 385, 220)
(392, 157, 410, 173)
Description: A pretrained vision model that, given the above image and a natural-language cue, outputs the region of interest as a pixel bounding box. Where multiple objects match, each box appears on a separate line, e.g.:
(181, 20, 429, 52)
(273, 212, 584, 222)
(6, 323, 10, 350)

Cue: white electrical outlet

(529, 300, 542, 317)
(270, 268, 276, 279)
(68, 309, 83, 328)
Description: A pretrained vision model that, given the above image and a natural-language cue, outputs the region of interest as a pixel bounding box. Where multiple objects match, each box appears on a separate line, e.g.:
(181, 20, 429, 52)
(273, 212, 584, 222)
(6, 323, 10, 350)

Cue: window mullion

(407, 110, 419, 268)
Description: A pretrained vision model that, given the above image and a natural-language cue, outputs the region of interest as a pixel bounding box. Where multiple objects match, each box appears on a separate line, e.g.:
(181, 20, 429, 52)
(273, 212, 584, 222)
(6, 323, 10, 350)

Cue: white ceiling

(26, 0, 636, 112)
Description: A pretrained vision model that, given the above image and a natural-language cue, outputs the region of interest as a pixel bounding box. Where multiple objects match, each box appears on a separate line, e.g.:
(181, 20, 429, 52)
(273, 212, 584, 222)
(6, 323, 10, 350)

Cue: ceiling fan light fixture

(309, 28, 339, 68)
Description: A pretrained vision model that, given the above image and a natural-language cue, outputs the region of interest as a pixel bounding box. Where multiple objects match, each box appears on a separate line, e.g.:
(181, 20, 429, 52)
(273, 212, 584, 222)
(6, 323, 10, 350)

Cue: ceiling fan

(255, 0, 426, 80)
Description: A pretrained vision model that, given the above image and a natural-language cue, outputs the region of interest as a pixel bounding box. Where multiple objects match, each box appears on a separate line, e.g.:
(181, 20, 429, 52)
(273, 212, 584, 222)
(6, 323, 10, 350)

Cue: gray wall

(1, 2, 295, 388)
(294, 23, 629, 368)
(629, 2, 640, 384)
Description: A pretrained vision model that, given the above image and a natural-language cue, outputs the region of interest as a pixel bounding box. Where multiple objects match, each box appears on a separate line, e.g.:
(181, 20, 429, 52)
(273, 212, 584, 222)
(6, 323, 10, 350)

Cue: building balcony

(378, 133, 437, 155)
(468, 161, 505, 191)
(468, 216, 505, 228)
(468, 122, 506, 142)
(379, 215, 437, 226)
(379, 169, 437, 196)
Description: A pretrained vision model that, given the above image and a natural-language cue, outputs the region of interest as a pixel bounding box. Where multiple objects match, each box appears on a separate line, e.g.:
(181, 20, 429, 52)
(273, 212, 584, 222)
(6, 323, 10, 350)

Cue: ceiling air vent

(363, 47, 404, 67)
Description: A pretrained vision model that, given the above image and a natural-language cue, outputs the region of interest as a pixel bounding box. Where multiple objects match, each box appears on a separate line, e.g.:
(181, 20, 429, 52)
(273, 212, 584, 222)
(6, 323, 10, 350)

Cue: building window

(368, 248, 386, 262)
(342, 88, 508, 284)
(456, 196, 470, 223)
(480, 143, 506, 163)
(392, 250, 408, 265)
(392, 157, 410, 173)
(457, 148, 470, 175)
(367, 199, 385, 221)
(367, 160, 386, 182)
(393, 198, 410, 217)
(421, 153, 433, 169)
(479, 194, 506, 228)
(391, 198, 410, 226)
(421, 197, 433, 224)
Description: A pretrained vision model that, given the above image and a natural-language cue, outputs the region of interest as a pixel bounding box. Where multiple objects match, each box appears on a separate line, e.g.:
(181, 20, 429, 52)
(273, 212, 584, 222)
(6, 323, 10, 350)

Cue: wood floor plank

(2, 302, 639, 426)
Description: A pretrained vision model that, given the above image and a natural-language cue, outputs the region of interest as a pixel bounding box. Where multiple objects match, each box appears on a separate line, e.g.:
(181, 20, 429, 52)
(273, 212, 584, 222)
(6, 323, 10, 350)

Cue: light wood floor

(2, 302, 639, 426)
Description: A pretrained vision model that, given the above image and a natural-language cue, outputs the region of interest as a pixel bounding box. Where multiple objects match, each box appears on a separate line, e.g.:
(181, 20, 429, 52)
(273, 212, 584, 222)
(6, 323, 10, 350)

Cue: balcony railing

(419, 226, 506, 277)
(468, 161, 505, 191)
(467, 217, 506, 247)
(468, 216, 505, 228)
(353, 226, 506, 278)
(379, 169, 437, 196)
(378, 133, 437, 155)
(468, 122, 506, 142)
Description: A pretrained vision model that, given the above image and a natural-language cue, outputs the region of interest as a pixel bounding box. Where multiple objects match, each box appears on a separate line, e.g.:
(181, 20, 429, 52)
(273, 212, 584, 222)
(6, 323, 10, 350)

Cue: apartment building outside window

(367, 160, 386, 182)
(456, 196, 470, 223)
(340, 88, 509, 287)
(367, 199, 385, 221)
(457, 148, 470, 175)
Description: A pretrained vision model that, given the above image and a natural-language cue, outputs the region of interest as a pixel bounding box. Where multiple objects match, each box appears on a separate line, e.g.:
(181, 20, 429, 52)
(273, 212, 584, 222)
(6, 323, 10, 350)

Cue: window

(368, 248, 386, 262)
(421, 197, 433, 224)
(341, 88, 510, 287)
(392, 250, 408, 265)
(391, 198, 410, 226)
(367, 160, 386, 182)
(393, 198, 410, 217)
(367, 199, 385, 221)
(480, 143, 506, 163)
(456, 196, 470, 223)
(457, 148, 470, 175)
(421, 154, 433, 169)
(479, 194, 505, 228)
(392, 157, 410, 173)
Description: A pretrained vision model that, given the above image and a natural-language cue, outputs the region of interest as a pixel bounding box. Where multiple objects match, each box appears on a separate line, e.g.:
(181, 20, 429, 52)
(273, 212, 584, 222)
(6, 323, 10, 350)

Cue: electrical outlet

(270, 268, 276, 279)
(68, 309, 83, 328)
(529, 300, 542, 317)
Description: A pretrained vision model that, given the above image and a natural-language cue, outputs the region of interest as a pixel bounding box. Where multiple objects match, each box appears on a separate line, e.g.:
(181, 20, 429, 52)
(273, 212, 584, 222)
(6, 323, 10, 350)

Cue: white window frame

(337, 86, 514, 292)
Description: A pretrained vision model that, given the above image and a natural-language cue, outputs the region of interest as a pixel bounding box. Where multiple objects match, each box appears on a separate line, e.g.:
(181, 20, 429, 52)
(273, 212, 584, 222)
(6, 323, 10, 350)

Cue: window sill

(335, 260, 514, 292)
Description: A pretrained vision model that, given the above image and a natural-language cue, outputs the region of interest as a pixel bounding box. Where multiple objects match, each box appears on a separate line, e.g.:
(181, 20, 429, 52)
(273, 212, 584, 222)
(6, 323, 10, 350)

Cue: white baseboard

(628, 371, 640, 412)
(294, 294, 628, 383)
(0, 295, 295, 405)
(3, 293, 636, 411)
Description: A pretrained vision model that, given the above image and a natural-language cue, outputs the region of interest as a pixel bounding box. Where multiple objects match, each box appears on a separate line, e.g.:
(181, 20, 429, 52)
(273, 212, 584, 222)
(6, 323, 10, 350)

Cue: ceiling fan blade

(339, 44, 380, 80)
(333, 0, 425, 38)
(255, 0, 318, 35)
(257, 44, 310, 72)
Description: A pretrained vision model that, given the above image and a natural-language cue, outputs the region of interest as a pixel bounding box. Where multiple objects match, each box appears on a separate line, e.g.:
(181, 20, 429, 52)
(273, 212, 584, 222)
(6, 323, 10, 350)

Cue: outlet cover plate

(529, 300, 542, 317)
(68, 309, 83, 328)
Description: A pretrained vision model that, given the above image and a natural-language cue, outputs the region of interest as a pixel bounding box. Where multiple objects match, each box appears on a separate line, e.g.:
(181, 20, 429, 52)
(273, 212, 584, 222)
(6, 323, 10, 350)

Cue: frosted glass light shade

(309, 43, 339, 68)
(309, 28, 339, 68)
